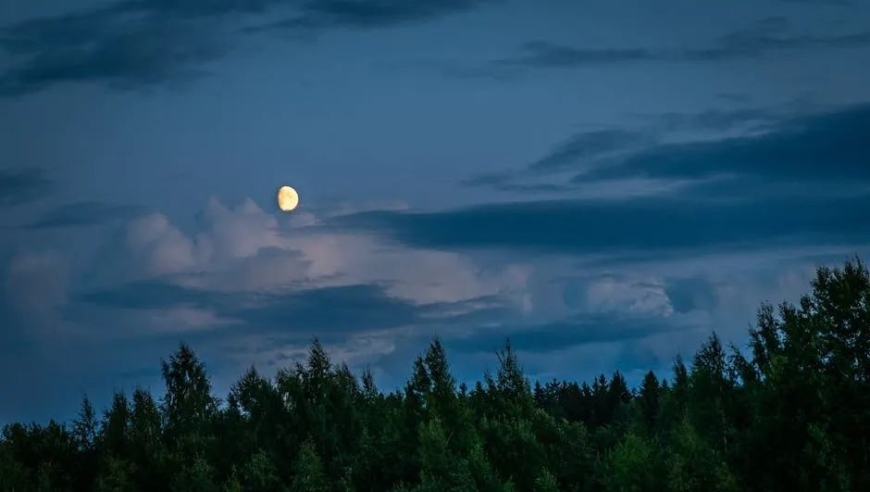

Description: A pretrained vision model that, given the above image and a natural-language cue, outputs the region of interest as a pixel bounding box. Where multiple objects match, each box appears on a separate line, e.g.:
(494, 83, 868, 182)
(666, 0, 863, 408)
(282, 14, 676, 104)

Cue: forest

(1, 258, 868, 492)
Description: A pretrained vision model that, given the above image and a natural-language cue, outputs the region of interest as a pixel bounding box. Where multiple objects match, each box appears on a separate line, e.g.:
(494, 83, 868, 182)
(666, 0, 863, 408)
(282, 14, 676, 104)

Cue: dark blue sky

(2, 0, 870, 423)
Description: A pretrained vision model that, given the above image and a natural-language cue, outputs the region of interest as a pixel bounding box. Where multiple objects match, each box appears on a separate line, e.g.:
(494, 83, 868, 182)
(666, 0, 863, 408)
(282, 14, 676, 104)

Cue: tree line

(1, 258, 868, 491)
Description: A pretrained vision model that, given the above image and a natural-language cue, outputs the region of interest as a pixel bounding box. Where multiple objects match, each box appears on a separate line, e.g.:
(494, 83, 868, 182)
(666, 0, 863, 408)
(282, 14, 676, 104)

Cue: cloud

(326, 192, 870, 257)
(461, 102, 801, 195)
(583, 275, 674, 317)
(0, 8, 233, 97)
(223, 328, 404, 372)
(19, 194, 532, 406)
(526, 129, 653, 174)
(0, 0, 498, 97)
(135, 198, 517, 301)
(463, 102, 870, 201)
(245, 0, 496, 33)
(445, 313, 691, 356)
(664, 276, 719, 314)
(463, 17, 870, 76)
(644, 107, 780, 134)
(5, 198, 866, 422)
(0, 167, 52, 207)
(68, 195, 530, 349)
(583, 102, 870, 185)
(78, 281, 419, 333)
(124, 212, 205, 277)
(776, 0, 851, 3)
(490, 41, 656, 70)
(17, 201, 148, 229)
(439, 249, 849, 384)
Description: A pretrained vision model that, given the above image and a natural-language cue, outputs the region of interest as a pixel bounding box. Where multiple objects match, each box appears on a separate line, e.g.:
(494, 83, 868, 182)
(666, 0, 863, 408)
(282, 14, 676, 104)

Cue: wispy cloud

(0, 167, 51, 207)
(0, 0, 498, 96)
(17, 201, 148, 229)
(0, 8, 233, 97)
(458, 17, 870, 78)
(244, 0, 495, 33)
(445, 313, 689, 356)
(527, 129, 653, 174)
(463, 101, 870, 201)
(77, 278, 516, 341)
(583, 103, 870, 185)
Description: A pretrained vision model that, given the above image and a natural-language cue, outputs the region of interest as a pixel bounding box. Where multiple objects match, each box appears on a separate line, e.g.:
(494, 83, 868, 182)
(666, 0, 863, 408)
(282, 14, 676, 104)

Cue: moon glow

(277, 185, 299, 212)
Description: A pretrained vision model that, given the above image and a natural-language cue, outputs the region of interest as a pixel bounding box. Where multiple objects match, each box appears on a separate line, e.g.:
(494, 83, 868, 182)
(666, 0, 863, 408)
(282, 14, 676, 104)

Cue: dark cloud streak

(528, 129, 652, 174)
(445, 314, 693, 355)
(0, 0, 496, 97)
(0, 168, 52, 207)
(463, 102, 870, 200)
(0, 10, 232, 97)
(18, 201, 149, 229)
(326, 193, 870, 255)
(472, 17, 870, 75)
(460, 105, 784, 192)
(247, 0, 494, 33)
(77, 280, 516, 337)
(585, 103, 870, 184)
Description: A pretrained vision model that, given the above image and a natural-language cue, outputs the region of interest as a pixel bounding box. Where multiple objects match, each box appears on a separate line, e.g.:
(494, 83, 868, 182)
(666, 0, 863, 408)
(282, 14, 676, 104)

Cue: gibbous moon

(277, 185, 299, 212)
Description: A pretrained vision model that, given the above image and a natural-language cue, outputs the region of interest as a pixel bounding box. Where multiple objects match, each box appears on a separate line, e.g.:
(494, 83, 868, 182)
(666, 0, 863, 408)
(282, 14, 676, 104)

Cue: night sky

(2, 0, 869, 424)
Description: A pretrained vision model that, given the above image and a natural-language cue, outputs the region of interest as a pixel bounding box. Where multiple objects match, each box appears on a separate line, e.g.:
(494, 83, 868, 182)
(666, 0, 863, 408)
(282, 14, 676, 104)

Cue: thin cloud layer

(471, 16, 870, 77)
(0, 0, 498, 96)
(246, 0, 494, 32)
(0, 168, 52, 207)
(18, 201, 148, 229)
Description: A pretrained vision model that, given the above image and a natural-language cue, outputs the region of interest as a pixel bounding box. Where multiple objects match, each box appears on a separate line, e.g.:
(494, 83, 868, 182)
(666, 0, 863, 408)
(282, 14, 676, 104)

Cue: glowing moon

(277, 185, 299, 212)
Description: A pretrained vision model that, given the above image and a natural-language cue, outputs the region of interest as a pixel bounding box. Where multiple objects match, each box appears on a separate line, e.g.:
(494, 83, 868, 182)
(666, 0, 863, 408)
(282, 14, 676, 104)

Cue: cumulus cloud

(126, 213, 203, 277)
(119, 196, 530, 310)
(584, 275, 674, 317)
(61, 195, 533, 386)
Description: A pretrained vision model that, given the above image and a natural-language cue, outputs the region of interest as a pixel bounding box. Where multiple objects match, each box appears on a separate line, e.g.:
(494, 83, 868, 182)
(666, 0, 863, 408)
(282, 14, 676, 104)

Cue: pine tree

(161, 343, 218, 439)
(638, 371, 661, 435)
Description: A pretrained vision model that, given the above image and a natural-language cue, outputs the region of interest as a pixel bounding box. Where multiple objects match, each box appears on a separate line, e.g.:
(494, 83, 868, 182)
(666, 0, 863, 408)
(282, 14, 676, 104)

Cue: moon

(277, 185, 299, 212)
